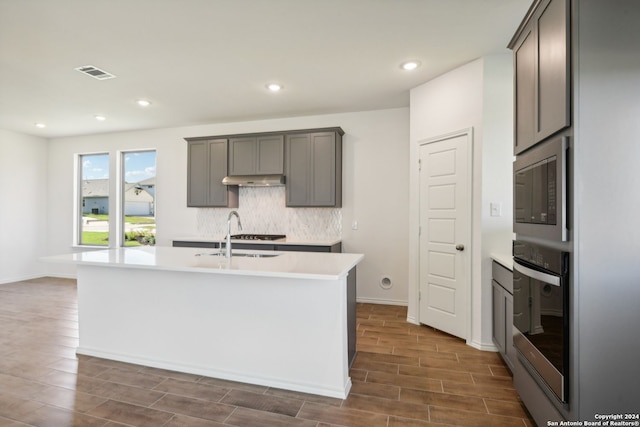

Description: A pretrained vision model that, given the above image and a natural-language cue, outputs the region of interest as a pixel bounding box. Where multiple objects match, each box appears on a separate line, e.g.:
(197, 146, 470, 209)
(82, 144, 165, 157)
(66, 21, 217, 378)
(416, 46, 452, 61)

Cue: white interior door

(418, 131, 471, 340)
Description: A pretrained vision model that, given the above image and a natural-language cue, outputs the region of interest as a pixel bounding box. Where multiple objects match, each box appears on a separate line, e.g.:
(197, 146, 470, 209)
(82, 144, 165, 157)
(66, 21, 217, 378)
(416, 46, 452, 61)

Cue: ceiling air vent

(74, 65, 116, 80)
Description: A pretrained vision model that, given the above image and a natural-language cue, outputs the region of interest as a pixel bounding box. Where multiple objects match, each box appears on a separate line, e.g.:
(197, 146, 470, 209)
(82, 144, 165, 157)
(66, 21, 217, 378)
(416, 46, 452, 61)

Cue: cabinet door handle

(455, 244, 464, 251)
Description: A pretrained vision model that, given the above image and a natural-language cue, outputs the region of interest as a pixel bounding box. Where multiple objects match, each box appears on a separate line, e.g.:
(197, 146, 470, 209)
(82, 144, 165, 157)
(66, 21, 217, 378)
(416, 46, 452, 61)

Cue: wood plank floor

(0, 277, 534, 426)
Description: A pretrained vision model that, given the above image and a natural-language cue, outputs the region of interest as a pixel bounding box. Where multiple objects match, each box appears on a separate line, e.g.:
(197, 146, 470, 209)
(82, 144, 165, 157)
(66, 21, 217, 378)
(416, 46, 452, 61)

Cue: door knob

(455, 244, 465, 251)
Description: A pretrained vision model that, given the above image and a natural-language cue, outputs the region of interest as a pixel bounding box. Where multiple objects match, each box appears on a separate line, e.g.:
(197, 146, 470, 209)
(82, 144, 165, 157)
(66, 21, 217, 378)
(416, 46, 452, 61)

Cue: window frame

(75, 152, 111, 247)
(119, 149, 157, 247)
(75, 149, 157, 248)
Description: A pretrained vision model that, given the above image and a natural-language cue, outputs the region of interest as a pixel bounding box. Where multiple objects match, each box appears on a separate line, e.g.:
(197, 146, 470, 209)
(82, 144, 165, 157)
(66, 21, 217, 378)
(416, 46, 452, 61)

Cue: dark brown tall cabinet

(510, 0, 640, 424)
(510, 0, 572, 422)
(513, 0, 570, 154)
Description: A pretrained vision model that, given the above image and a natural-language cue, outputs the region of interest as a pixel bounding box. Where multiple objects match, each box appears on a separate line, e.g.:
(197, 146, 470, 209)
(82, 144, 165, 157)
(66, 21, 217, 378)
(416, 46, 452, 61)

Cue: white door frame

(416, 128, 473, 342)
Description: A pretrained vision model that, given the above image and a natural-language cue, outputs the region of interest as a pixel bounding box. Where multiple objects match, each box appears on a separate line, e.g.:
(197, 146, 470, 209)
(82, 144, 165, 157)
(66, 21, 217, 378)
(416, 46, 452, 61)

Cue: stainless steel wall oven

(513, 136, 568, 241)
(513, 240, 569, 403)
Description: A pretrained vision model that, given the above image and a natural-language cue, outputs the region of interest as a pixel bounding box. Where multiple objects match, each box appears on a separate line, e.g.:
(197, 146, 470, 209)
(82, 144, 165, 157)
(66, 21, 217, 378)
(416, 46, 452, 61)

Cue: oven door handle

(513, 261, 560, 286)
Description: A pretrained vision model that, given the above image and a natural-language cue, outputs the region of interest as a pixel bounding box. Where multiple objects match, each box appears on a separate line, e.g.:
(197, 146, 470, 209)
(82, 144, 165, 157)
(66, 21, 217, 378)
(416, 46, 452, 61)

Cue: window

(79, 153, 110, 246)
(77, 150, 157, 247)
(122, 150, 156, 246)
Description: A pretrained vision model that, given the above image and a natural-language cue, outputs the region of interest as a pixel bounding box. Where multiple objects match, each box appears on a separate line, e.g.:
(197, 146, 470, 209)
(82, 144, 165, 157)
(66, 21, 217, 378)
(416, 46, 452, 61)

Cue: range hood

(222, 175, 285, 187)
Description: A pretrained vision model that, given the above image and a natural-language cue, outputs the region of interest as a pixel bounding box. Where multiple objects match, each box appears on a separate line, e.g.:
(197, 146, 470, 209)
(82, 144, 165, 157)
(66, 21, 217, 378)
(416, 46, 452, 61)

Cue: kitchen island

(44, 246, 363, 398)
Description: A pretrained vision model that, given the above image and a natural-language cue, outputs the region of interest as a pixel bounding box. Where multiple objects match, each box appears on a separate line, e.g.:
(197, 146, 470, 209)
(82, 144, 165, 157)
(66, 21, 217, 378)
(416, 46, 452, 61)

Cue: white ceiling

(0, 0, 530, 139)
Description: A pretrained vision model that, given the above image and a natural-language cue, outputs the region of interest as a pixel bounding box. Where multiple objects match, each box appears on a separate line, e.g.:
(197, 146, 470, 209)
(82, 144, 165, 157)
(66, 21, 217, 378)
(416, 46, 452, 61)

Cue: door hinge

(419, 225, 422, 236)
(418, 158, 422, 171)
(419, 290, 422, 301)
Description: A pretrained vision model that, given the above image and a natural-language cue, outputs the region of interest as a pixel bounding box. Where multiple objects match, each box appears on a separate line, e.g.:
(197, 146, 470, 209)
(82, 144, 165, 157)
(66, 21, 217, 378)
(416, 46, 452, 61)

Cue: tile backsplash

(196, 187, 341, 240)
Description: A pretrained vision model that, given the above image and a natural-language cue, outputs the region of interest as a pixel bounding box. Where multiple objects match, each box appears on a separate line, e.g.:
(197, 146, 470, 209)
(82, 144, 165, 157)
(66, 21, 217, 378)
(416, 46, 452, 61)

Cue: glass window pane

(122, 151, 156, 246)
(80, 153, 109, 246)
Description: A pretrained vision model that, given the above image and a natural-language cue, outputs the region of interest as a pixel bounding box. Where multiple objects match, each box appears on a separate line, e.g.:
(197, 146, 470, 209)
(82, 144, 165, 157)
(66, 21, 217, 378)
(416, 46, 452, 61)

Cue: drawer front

(492, 261, 513, 294)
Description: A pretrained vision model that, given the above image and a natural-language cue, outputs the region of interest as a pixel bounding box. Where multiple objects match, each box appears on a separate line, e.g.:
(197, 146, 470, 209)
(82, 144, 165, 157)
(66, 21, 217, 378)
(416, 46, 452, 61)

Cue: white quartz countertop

(173, 236, 341, 246)
(43, 246, 363, 280)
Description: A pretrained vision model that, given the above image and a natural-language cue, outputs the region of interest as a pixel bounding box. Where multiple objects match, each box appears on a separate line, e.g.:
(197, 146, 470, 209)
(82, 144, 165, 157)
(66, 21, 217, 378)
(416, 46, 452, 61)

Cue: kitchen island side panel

(76, 265, 352, 398)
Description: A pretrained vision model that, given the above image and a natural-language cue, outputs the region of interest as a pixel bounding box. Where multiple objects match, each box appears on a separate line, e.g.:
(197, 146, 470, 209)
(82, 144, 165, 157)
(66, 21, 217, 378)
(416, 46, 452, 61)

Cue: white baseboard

(44, 273, 77, 280)
(77, 346, 351, 399)
(406, 315, 419, 325)
(406, 318, 499, 353)
(468, 339, 499, 352)
(0, 273, 46, 285)
(356, 297, 407, 306)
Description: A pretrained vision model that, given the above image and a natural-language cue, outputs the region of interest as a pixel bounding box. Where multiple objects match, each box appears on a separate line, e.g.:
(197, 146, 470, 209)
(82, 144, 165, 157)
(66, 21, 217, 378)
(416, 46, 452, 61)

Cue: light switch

(351, 220, 358, 230)
(490, 202, 502, 217)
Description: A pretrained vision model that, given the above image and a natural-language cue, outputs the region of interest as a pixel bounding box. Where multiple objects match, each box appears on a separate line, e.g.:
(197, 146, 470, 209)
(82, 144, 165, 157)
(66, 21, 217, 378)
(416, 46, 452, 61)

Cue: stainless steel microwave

(514, 136, 568, 241)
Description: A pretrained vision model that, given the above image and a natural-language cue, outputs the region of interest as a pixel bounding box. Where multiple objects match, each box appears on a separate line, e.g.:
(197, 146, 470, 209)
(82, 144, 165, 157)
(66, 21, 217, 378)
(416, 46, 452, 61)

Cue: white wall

(340, 109, 409, 305)
(45, 108, 410, 304)
(408, 55, 513, 349)
(479, 55, 515, 346)
(0, 129, 48, 283)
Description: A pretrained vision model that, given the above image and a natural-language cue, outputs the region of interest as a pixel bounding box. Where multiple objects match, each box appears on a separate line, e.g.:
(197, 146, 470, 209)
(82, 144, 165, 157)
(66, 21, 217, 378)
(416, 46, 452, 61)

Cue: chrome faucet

(226, 211, 243, 258)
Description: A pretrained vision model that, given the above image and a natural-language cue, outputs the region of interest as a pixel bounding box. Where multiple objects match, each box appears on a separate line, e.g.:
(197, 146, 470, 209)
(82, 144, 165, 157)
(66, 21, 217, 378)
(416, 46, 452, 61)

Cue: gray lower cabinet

(228, 135, 284, 176)
(492, 261, 514, 372)
(275, 242, 341, 253)
(172, 241, 218, 249)
(186, 139, 238, 207)
(172, 240, 341, 253)
(285, 130, 342, 207)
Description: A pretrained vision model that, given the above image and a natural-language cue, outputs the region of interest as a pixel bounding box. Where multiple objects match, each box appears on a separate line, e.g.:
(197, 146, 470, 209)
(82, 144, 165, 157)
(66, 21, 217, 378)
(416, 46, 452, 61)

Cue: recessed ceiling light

(266, 83, 283, 92)
(401, 61, 421, 71)
(94, 115, 106, 121)
(136, 99, 151, 107)
(35, 123, 46, 128)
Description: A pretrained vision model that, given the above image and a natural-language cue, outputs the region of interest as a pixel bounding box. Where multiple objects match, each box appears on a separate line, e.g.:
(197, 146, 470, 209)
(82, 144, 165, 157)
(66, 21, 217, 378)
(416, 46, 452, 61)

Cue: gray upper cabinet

(514, 26, 536, 154)
(186, 139, 238, 207)
(536, 0, 570, 142)
(511, 0, 570, 154)
(186, 127, 342, 208)
(285, 130, 342, 207)
(228, 135, 284, 175)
